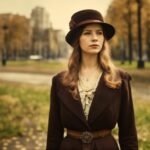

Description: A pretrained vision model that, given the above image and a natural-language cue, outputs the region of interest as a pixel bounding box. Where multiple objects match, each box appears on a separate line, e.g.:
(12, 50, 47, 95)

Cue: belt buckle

(80, 131, 93, 144)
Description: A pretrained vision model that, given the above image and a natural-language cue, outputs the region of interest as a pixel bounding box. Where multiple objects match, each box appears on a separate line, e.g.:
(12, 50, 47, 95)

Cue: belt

(67, 129, 111, 150)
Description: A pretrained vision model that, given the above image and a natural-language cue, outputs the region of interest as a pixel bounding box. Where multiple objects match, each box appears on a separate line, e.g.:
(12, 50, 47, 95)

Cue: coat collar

(57, 72, 118, 127)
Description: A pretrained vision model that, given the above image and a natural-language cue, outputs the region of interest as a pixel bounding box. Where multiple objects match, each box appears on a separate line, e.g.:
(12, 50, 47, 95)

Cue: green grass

(7, 59, 67, 68)
(0, 82, 49, 138)
(0, 59, 68, 74)
(115, 60, 150, 70)
(1, 59, 150, 74)
(135, 100, 150, 150)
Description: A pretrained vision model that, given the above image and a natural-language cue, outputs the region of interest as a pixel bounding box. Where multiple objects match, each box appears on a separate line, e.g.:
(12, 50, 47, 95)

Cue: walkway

(0, 72, 53, 85)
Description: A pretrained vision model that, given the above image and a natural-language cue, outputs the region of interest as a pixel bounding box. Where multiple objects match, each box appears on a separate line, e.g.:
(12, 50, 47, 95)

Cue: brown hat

(65, 9, 115, 46)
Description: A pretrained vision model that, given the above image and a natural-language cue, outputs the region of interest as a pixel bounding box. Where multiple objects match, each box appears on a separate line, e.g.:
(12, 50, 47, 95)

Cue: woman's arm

(118, 74, 138, 150)
(46, 76, 64, 150)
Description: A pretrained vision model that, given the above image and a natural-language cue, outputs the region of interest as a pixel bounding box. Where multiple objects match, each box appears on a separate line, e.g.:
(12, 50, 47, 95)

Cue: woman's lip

(90, 44, 99, 47)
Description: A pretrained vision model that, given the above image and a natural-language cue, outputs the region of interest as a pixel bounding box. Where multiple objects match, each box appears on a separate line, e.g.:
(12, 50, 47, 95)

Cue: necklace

(78, 70, 101, 92)
(79, 65, 101, 82)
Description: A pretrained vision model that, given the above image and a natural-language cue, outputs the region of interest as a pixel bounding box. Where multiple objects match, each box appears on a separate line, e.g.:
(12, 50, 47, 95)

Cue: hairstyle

(62, 24, 122, 100)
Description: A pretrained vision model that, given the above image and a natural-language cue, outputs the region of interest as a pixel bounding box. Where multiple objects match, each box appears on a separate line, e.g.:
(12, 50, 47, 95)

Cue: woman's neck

(79, 54, 101, 81)
(79, 54, 101, 83)
(80, 52, 99, 70)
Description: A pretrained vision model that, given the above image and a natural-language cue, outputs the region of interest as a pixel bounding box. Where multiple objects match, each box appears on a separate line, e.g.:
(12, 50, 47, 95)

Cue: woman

(46, 9, 138, 150)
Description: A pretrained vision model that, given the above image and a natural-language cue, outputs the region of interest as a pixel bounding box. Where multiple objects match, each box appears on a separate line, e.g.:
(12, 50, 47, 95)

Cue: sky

(0, 0, 113, 33)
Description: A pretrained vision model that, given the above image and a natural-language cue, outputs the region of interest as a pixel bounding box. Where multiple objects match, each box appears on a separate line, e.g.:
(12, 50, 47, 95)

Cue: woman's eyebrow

(83, 29, 103, 32)
(83, 29, 91, 31)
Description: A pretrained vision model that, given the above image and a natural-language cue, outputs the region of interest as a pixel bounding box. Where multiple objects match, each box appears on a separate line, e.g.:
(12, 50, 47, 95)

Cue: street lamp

(2, 24, 8, 66)
(137, 0, 144, 68)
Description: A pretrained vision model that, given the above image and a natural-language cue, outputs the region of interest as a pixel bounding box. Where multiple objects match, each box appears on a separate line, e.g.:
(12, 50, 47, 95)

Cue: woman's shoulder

(117, 69, 132, 81)
(53, 70, 67, 78)
(52, 70, 67, 82)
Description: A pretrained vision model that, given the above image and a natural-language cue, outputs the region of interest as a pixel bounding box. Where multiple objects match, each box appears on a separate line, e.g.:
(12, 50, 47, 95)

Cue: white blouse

(78, 72, 102, 120)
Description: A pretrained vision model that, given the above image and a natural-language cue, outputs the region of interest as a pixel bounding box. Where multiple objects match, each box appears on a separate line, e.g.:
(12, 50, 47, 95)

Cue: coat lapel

(58, 83, 88, 127)
(88, 73, 118, 124)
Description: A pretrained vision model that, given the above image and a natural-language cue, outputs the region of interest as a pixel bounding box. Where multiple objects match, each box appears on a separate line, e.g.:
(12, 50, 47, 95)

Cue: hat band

(70, 19, 103, 30)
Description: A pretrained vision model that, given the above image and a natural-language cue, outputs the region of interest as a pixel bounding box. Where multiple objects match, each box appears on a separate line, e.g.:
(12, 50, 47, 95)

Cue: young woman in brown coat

(46, 9, 138, 150)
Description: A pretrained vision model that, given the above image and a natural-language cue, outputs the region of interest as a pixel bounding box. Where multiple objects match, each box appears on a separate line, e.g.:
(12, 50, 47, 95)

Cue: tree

(0, 14, 31, 60)
(105, 0, 150, 63)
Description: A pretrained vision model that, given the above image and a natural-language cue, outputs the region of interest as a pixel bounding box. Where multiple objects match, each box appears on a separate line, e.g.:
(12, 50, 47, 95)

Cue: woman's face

(79, 24, 104, 54)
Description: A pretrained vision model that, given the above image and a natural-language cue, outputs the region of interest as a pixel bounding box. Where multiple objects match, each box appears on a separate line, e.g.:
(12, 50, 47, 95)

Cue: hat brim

(65, 22, 115, 46)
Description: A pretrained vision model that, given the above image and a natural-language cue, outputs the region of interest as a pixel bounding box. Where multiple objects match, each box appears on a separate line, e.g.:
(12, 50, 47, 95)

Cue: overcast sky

(0, 0, 113, 33)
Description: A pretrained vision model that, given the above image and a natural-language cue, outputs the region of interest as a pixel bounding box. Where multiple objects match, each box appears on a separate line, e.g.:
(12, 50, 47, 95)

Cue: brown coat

(46, 71, 138, 150)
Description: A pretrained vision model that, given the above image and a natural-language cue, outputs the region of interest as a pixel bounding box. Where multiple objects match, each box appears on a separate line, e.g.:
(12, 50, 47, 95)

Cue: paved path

(0, 72, 53, 85)
(0, 72, 150, 101)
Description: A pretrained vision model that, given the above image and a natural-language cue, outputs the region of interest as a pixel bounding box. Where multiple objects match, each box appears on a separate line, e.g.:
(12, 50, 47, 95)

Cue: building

(30, 6, 50, 30)
(30, 6, 68, 59)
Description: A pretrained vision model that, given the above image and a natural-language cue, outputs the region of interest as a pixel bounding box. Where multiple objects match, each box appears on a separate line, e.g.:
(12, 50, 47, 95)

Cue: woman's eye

(83, 32, 91, 35)
(97, 31, 103, 35)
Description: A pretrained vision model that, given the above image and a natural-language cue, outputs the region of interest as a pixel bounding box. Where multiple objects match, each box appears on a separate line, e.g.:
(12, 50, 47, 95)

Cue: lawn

(1, 59, 150, 74)
(0, 82, 49, 138)
(0, 59, 67, 74)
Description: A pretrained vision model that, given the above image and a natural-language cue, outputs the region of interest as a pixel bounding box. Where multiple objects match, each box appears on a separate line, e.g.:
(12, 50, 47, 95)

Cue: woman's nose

(91, 33, 98, 41)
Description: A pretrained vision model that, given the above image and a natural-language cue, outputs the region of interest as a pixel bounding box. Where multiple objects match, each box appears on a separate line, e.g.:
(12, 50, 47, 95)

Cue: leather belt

(67, 129, 111, 150)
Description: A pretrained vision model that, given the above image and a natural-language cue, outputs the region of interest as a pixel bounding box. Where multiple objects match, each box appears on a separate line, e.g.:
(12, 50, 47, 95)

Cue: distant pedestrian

(46, 9, 138, 150)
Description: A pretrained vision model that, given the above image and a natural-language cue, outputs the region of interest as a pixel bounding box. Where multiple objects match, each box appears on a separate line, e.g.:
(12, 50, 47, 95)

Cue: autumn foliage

(105, 0, 150, 61)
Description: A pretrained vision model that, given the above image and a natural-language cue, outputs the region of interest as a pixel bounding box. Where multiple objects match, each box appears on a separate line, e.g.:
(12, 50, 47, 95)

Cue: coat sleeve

(118, 75, 138, 150)
(46, 76, 64, 150)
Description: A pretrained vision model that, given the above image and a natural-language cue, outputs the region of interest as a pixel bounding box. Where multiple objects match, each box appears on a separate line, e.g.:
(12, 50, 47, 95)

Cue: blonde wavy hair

(62, 26, 122, 100)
